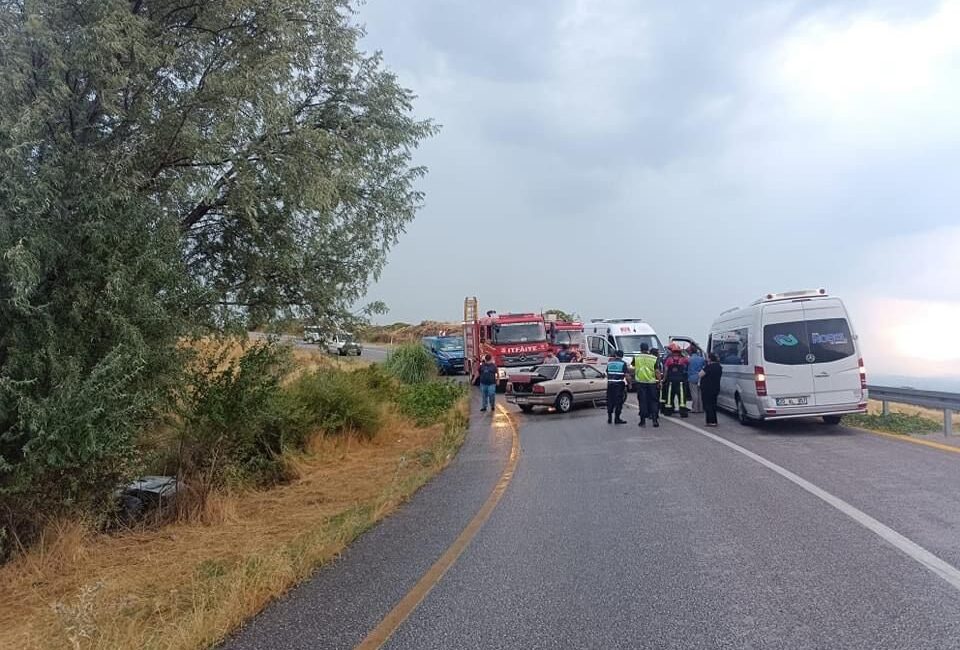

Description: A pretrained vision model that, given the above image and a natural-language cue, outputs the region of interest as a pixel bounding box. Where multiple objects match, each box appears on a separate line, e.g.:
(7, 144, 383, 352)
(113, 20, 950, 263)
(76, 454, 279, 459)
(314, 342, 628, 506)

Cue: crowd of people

(479, 342, 723, 428)
(606, 343, 722, 428)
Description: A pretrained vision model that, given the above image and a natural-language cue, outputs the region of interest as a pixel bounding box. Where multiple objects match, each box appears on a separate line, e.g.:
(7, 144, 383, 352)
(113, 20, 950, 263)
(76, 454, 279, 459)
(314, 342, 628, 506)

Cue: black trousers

(637, 383, 659, 422)
(703, 388, 719, 425)
(606, 382, 625, 419)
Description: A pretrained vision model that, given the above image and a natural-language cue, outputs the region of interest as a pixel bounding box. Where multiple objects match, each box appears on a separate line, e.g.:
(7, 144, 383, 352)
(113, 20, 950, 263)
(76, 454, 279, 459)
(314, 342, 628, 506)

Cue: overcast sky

(359, 0, 960, 384)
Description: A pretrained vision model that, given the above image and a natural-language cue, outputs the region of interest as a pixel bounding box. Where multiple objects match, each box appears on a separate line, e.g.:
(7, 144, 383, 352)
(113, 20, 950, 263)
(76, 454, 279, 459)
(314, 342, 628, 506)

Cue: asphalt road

(224, 395, 960, 650)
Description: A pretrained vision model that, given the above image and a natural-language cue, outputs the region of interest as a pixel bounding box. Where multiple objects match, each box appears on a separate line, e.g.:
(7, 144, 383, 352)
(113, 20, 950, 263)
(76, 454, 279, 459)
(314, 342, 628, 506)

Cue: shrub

(288, 370, 382, 440)
(396, 381, 467, 427)
(384, 343, 436, 385)
(350, 363, 399, 394)
(177, 338, 301, 487)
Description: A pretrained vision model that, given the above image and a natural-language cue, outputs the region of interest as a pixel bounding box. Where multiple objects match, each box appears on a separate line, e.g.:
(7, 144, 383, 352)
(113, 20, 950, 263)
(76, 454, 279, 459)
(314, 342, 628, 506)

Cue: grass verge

(844, 411, 943, 436)
(0, 400, 468, 650)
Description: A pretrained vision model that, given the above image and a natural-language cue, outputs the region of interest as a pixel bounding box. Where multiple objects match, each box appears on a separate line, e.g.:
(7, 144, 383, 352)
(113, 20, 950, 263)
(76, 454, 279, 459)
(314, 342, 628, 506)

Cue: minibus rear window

(808, 318, 855, 363)
(763, 319, 854, 365)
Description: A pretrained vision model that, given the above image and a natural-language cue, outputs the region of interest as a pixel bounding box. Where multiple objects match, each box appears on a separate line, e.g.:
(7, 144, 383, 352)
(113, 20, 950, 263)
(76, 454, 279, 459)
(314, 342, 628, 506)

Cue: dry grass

(290, 345, 371, 375)
(361, 321, 460, 344)
(0, 402, 468, 650)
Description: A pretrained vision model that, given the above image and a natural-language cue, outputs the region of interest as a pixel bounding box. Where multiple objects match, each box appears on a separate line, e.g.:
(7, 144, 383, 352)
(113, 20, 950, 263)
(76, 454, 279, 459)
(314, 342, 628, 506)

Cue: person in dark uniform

(699, 352, 723, 426)
(605, 350, 630, 424)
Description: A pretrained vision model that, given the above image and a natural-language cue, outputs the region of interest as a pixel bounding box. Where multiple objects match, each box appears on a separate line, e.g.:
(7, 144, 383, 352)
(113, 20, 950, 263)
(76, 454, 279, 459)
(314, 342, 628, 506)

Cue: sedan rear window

(763, 318, 855, 365)
(534, 365, 560, 380)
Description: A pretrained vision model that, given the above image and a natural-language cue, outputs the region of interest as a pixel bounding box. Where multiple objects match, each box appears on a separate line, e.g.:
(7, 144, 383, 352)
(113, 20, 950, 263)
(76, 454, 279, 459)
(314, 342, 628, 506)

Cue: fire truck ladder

(464, 296, 479, 323)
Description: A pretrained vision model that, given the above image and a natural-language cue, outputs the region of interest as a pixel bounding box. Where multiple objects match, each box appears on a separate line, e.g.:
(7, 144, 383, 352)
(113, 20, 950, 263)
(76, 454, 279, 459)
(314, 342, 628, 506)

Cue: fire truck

(463, 297, 549, 392)
(545, 316, 585, 358)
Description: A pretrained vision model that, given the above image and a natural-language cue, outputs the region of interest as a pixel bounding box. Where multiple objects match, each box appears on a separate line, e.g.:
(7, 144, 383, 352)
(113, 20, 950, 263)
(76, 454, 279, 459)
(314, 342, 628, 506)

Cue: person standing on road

(699, 352, 723, 426)
(687, 345, 706, 414)
(605, 350, 630, 425)
(543, 350, 560, 364)
(662, 343, 690, 418)
(556, 345, 573, 362)
(633, 343, 661, 428)
(649, 347, 662, 415)
(478, 354, 498, 413)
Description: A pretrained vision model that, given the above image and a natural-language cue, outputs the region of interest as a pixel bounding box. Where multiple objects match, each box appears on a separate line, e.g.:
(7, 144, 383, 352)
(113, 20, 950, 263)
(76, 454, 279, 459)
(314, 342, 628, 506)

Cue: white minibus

(706, 289, 867, 425)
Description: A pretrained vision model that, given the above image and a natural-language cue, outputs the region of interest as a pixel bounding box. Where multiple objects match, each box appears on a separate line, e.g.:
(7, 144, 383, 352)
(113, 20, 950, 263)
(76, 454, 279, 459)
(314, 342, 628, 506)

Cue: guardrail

(867, 385, 960, 435)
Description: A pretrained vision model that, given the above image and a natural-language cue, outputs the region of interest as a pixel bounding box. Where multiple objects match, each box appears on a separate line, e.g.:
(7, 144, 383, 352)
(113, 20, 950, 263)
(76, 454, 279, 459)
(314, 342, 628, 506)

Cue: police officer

(633, 343, 661, 427)
(606, 350, 630, 424)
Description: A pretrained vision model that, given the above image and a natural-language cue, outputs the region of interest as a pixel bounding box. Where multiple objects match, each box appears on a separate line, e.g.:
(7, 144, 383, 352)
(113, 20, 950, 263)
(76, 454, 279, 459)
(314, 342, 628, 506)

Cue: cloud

(359, 0, 960, 381)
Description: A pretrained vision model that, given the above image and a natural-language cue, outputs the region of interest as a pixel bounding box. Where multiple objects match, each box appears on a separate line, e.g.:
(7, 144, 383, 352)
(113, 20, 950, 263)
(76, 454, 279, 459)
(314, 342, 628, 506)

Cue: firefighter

(606, 350, 630, 425)
(661, 343, 690, 418)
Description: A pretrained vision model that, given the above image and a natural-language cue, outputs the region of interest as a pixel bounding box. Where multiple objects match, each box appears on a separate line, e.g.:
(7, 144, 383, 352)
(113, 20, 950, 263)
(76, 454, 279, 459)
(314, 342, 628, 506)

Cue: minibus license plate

(776, 397, 808, 406)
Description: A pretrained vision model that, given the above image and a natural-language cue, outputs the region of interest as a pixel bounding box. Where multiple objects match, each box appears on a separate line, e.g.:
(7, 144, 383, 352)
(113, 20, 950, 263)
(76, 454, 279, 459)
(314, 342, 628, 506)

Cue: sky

(358, 0, 960, 387)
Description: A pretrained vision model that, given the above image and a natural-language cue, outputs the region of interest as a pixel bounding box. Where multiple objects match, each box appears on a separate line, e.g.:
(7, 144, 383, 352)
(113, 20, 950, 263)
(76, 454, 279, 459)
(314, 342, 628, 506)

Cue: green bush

(287, 370, 382, 440)
(396, 381, 466, 426)
(177, 338, 301, 487)
(350, 363, 399, 394)
(384, 343, 436, 385)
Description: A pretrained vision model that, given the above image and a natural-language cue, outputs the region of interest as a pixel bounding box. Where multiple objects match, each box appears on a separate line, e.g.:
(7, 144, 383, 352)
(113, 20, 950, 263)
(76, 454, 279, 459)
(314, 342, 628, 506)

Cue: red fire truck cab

(464, 297, 549, 392)
(545, 318, 585, 359)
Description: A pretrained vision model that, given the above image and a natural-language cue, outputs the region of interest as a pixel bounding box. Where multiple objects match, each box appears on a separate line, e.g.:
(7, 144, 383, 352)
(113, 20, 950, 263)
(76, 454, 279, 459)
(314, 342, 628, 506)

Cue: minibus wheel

(737, 397, 752, 426)
(822, 415, 842, 425)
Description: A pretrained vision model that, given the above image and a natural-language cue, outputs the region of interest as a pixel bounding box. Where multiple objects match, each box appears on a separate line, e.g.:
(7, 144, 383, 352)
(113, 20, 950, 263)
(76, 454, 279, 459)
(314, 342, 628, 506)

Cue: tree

(0, 0, 434, 542)
(544, 308, 578, 322)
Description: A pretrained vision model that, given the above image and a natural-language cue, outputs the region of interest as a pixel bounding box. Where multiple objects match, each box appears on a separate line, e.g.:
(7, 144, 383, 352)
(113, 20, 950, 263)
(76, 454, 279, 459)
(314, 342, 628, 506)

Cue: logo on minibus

(811, 332, 848, 345)
(773, 334, 799, 347)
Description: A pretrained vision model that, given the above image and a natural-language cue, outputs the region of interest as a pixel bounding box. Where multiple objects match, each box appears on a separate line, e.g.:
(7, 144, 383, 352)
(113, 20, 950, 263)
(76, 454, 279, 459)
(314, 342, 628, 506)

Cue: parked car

(326, 333, 362, 356)
(506, 363, 608, 414)
(303, 325, 323, 343)
(422, 335, 466, 374)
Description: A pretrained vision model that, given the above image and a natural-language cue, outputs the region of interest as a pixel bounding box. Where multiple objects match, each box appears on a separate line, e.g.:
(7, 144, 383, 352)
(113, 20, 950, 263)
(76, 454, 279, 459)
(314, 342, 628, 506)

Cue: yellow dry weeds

(0, 404, 466, 650)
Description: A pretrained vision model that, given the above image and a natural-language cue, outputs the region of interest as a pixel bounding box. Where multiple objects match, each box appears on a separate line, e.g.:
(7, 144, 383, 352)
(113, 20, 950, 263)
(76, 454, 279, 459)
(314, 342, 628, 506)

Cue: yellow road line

(355, 404, 521, 650)
(852, 426, 960, 455)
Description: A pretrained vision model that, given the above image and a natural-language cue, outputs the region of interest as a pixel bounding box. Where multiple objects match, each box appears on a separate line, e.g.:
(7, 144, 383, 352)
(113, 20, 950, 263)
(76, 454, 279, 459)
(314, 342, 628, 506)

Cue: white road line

(668, 417, 960, 593)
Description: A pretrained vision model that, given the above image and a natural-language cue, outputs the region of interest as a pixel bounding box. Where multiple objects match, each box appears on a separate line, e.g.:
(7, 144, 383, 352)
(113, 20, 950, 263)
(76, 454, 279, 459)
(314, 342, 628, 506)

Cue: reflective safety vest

(633, 354, 658, 383)
(607, 359, 627, 382)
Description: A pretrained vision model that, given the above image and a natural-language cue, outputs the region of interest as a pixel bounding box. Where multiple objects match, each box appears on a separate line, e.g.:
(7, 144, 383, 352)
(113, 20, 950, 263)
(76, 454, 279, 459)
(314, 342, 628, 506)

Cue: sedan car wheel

(555, 392, 573, 414)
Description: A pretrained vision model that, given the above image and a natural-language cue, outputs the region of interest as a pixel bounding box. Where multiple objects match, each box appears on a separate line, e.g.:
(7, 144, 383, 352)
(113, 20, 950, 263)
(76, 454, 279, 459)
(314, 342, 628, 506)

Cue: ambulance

(583, 318, 663, 366)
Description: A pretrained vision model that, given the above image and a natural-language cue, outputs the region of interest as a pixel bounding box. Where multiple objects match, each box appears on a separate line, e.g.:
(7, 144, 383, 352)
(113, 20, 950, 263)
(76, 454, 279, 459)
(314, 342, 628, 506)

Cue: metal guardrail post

(881, 400, 889, 416)
(946, 410, 954, 437)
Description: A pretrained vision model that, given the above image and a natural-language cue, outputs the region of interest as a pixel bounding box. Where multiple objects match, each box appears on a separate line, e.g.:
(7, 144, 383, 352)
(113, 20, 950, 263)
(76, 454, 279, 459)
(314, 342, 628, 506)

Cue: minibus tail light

(754, 366, 768, 397)
(859, 358, 867, 390)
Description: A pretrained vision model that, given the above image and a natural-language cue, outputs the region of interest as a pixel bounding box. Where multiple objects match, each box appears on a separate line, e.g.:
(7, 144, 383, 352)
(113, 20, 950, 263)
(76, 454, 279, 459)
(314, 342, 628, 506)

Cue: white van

(707, 290, 867, 425)
(583, 319, 663, 366)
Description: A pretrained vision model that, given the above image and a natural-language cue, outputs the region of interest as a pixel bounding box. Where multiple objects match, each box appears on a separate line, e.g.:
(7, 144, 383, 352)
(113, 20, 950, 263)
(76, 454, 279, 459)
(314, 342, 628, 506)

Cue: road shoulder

(221, 392, 512, 650)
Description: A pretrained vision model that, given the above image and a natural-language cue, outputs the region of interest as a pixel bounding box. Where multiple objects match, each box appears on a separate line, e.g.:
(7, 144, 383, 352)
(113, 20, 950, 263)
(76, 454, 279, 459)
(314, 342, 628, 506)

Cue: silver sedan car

(506, 363, 609, 413)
